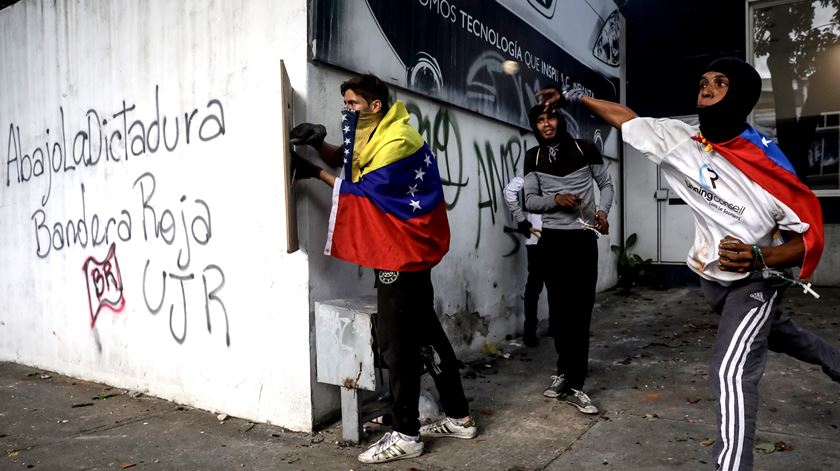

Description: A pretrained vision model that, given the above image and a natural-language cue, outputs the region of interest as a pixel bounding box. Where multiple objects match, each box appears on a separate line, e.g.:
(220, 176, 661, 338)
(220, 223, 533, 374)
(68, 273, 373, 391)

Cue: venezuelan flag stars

(409, 153, 435, 211)
(340, 109, 359, 180)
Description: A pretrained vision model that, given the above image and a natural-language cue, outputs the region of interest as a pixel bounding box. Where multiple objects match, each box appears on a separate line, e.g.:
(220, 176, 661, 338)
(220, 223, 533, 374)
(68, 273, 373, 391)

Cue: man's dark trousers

(524, 243, 545, 341)
(540, 228, 598, 390)
(375, 268, 470, 436)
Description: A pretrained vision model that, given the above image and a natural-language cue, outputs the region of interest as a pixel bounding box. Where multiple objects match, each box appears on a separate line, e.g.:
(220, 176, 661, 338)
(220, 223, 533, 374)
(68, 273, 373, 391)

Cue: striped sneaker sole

(419, 420, 477, 439)
(360, 446, 423, 463)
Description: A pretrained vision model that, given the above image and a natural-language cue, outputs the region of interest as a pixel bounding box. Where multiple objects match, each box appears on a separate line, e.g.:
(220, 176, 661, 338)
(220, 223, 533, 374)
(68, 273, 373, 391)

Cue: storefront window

(750, 0, 840, 194)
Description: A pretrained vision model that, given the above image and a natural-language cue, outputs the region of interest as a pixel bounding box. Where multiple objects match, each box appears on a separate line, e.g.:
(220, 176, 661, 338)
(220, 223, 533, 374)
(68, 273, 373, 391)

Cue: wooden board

(279, 60, 299, 253)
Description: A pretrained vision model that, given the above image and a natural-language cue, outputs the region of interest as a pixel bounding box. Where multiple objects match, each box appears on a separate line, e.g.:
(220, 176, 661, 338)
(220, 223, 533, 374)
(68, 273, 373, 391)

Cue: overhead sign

(313, 0, 618, 138)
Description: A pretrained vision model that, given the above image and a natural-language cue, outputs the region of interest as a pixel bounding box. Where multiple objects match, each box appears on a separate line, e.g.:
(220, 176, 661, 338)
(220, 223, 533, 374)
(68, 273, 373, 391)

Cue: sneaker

(357, 431, 424, 464)
(564, 389, 599, 414)
(419, 416, 478, 439)
(543, 375, 567, 398)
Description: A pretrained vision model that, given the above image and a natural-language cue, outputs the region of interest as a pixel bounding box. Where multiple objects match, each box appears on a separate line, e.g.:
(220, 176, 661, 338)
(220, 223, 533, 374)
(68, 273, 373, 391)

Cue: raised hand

(562, 86, 586, 104)
(290, 123, 327, 147)
(535, 86, 563, 110)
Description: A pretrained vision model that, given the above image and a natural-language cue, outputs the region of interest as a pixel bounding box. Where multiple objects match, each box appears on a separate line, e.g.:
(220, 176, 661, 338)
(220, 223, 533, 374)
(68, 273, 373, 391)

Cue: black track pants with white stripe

(702, 278, 779, 471)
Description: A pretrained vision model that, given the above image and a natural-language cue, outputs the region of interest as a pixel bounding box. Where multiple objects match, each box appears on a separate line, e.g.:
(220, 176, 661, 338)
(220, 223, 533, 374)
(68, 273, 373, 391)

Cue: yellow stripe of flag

(356, 101, 424, 178)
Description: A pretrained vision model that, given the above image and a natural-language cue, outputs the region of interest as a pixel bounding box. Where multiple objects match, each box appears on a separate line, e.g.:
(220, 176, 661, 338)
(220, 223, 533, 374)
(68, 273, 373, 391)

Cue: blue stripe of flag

(740, 126, 797, 175)
(340, 144, 443, 221)
(341, 109, 359, 180)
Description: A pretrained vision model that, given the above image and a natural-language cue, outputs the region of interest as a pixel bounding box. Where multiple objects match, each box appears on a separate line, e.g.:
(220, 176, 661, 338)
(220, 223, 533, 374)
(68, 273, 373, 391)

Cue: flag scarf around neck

(324, 101, 450, 272)
(693, 126, 824, 279)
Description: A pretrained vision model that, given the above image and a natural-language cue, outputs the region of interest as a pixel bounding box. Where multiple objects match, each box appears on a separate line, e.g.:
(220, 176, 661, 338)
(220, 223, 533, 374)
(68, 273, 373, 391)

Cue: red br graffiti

(82, 242, 126, 327)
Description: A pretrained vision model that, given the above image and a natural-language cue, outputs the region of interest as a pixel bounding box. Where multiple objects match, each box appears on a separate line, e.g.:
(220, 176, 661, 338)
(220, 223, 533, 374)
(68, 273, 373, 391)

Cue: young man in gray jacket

(523, 104, 614, 414)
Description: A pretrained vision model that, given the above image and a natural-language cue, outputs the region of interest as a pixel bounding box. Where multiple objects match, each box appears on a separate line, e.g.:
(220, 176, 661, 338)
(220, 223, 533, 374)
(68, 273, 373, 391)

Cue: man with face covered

(522, 104, 614, 414)
(291, 74, 476, 464)
(539, 58, 840, 470)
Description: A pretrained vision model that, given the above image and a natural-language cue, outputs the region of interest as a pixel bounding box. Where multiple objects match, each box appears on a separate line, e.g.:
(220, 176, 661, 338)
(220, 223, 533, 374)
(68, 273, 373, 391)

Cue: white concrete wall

(0, 0, 629, 431)
(0, 0, 315, 431)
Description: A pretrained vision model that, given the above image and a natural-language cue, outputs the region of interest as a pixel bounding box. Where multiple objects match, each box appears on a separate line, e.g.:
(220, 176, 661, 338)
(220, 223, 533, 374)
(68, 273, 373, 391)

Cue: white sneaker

(419, 416, 478, 439)
(357, 431, 424, 464)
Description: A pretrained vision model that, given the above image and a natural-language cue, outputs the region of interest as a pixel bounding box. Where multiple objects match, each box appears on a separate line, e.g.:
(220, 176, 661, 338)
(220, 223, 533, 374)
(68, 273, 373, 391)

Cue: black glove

(291, 150, 322, 180)
(290, 123, 327, 147)
(516, 220, 533, 236)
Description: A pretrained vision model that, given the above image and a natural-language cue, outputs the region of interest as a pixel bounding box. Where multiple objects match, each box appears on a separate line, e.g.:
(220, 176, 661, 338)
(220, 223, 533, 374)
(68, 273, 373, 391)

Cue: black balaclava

(527, 104, 570, 147)
(697, 57, 762, 143)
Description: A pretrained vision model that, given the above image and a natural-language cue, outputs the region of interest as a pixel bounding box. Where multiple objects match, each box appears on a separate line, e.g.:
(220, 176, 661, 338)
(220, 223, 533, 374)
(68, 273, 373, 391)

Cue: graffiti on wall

(6, 85, 225, 209)
(82, 242, 125, 327)
(135, 171, 230, 347)
(4, 86, 230, 347)
(401, 97, 529, 253)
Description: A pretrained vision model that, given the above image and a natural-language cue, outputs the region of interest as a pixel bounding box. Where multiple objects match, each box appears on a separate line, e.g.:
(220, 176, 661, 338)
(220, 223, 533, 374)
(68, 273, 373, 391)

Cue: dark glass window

(751, 0, 840, 193)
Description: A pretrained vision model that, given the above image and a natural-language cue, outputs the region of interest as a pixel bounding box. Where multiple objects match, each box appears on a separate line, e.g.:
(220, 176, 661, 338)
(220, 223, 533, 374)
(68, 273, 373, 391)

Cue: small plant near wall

(610, 233, 657, 291)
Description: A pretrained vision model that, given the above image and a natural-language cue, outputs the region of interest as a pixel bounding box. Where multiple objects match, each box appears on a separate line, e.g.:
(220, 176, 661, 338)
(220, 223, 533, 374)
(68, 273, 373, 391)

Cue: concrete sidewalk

(3, 285, 839, 470)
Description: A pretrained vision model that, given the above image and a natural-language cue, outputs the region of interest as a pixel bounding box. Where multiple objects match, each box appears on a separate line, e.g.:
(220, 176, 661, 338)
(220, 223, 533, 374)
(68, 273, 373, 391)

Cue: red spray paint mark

(82, 242, 126, 327)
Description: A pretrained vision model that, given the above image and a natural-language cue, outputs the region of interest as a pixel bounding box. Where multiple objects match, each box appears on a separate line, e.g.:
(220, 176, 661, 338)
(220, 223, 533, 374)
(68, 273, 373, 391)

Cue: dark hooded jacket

(522, 105, 614, 229)
(523, 105, 603, 177)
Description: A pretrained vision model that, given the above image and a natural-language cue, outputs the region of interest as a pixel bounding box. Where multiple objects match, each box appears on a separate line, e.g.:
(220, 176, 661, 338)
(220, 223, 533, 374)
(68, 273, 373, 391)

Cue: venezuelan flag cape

(694, 126, 824, 279)
(324, 101, 450, 272)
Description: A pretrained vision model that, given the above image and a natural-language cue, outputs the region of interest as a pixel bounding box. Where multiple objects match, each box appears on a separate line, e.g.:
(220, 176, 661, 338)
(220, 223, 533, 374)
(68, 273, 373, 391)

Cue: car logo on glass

(528, 0, 557, 19)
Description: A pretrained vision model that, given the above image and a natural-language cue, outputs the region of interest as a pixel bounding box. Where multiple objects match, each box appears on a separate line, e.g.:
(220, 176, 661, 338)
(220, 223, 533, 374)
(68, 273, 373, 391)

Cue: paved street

(3, 285, 839, 470)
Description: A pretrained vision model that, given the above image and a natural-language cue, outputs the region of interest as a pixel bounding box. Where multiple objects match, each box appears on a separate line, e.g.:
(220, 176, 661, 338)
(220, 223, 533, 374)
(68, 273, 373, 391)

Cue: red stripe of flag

(329, 194, 450, 272)
(697, 134, 824, 279)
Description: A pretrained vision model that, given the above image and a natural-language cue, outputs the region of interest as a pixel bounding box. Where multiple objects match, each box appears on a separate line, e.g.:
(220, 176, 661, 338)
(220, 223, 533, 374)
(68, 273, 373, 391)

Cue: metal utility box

(315, 296, 377, 391)
(315, 296, 380, 442)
